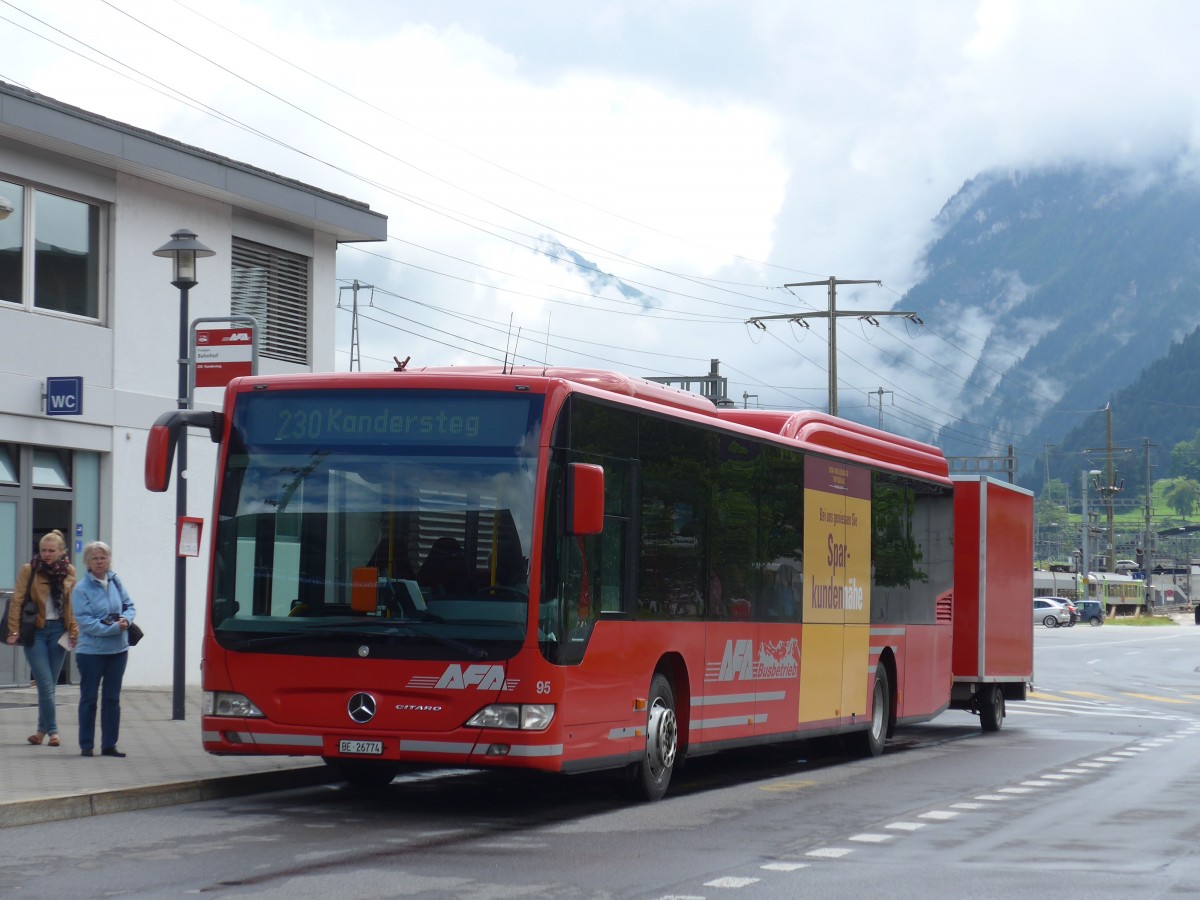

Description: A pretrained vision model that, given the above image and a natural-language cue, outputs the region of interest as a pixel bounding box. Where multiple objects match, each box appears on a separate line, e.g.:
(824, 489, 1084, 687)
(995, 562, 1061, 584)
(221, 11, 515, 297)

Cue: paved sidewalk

(0, 684, 335, 828)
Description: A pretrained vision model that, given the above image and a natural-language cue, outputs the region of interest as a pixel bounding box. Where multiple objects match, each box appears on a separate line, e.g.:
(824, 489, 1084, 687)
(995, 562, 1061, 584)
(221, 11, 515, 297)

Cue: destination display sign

(236, 390, 540, 449)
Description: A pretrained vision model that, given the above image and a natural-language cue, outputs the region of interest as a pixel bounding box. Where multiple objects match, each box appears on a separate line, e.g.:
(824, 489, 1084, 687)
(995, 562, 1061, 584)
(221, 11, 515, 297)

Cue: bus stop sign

(194, 326, 254, 388)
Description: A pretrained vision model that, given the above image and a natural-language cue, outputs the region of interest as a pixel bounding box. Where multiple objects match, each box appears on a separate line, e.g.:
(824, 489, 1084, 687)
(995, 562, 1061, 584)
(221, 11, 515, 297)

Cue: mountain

(891, 164, 1200, 490)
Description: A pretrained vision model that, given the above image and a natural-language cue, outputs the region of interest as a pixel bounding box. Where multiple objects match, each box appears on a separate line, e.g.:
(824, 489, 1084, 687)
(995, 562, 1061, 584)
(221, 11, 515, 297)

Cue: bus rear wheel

(631, 672, 678, 801)
(979, 684, 1005, 733)
(848, 664, 889, 758)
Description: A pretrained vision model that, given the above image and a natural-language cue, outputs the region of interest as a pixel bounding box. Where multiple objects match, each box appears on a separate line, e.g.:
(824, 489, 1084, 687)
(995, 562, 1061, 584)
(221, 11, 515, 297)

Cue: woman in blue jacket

(73, 541, 135, 758)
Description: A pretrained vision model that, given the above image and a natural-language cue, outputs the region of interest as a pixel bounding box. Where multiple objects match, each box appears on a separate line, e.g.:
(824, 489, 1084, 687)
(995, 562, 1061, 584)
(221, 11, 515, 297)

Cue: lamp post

(153, 229, 215, 720)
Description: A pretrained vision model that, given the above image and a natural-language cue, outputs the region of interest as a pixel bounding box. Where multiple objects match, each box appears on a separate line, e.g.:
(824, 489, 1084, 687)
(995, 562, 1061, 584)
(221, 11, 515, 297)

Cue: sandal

(47, 734, 60, 747)
(27, 732, 45, 745)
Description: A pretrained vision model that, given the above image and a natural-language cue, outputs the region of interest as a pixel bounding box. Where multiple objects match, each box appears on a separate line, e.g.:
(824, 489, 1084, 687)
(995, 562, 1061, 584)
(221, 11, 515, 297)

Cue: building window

(32, 448, 72, 490)
(0, 178, 102, 319)
(231, 237, 310, 365)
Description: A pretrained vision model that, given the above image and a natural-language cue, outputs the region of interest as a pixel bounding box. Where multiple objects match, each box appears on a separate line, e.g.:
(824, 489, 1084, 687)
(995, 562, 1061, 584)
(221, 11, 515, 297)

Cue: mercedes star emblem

(347, 692, 377, 724)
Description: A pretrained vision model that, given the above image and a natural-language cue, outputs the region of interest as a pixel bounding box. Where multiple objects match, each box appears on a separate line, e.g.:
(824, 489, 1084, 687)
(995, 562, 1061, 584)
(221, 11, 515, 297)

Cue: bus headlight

(203, 691, 264, 718)
(466, 704, 555, 731)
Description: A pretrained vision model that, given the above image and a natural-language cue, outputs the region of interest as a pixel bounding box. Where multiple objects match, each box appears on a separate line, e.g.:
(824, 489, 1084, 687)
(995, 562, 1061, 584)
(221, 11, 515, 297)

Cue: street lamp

(153, 229, 215, 721)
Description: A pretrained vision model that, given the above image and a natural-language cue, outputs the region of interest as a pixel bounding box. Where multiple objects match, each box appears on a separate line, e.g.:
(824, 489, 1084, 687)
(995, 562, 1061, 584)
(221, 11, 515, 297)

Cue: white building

(1, 81, 387, 686)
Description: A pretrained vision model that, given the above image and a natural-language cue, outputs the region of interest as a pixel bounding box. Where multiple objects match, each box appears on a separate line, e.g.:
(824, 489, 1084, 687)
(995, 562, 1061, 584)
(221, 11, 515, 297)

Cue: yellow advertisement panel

(800, 459, 872, 724)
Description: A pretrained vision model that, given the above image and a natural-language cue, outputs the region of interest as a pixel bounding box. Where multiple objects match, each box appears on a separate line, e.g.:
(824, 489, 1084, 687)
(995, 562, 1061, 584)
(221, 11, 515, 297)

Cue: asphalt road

(3, 623, 1199, 899)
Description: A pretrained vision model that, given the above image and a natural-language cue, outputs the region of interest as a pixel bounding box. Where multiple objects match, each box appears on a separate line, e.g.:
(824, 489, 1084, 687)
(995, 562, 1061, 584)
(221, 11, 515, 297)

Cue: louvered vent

(231, 238, 310, 364)
(936, 592, 953, 622)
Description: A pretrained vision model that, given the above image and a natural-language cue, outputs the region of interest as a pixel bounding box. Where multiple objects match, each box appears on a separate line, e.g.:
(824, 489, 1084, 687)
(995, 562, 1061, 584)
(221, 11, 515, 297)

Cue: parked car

(1075, 598, 1105, 626)
(1042, 595, 1078, 626)
(1033, 597, 1071, 628)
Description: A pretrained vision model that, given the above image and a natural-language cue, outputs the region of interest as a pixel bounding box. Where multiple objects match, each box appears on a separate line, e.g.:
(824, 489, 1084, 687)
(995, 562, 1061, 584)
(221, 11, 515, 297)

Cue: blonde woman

(5, 529, 78, 747)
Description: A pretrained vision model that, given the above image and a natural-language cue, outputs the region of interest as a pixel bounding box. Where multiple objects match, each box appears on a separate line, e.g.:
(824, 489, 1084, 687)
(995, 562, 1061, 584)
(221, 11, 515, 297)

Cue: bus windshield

(210, 388, 543, 660)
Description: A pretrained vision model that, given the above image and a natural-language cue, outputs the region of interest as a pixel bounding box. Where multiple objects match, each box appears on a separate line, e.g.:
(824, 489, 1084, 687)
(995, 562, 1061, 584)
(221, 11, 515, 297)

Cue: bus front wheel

(631, 672, 678, 802)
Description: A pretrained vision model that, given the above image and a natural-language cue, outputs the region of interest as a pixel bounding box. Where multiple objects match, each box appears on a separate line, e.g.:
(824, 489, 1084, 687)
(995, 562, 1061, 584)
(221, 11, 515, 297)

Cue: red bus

(145, 366, 1030, 800)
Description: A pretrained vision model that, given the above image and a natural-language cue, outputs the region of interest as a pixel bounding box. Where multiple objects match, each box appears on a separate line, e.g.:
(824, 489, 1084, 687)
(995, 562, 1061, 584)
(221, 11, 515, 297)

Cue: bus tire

(324, 757, 398, 789)
(979, 684, 1004, 733)
(849, 664, 889, 758)
(631, 672, 678, 802)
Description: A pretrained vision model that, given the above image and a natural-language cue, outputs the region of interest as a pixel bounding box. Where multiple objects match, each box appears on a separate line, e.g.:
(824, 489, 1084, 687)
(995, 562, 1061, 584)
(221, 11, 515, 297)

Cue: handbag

(109, 573, 141, 646)
(5, 596, 38, 647)
(4, 596, 35, 647)
(19, 599, 36, 646)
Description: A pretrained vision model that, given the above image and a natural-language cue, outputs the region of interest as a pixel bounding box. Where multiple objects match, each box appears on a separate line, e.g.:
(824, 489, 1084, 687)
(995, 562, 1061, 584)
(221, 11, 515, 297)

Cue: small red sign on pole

(195, 327, 254, 388)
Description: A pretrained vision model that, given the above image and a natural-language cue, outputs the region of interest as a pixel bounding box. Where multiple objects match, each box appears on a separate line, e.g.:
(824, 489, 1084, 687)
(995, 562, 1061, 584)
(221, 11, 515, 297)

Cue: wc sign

(45, 376, 83, 417)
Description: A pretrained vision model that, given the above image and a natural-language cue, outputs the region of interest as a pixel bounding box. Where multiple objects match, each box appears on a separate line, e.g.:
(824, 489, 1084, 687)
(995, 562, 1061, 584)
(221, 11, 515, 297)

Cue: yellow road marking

(761, 780, 818, 793)
(1061, 691, 1113, 700)
(1120, 692, 1192, 705)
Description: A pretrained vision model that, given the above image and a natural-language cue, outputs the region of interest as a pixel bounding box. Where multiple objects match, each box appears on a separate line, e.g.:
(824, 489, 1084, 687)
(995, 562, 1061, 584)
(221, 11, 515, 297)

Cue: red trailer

(949, 476, 1035, 731)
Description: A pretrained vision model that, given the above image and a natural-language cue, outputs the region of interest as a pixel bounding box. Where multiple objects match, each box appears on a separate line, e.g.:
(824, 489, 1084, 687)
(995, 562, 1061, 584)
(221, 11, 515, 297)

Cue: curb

(0, 765, 340, 829)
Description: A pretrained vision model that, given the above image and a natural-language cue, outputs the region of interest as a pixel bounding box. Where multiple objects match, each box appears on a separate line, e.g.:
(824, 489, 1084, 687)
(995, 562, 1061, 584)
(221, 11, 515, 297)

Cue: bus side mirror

(567, 463, 604, 536)
(144, 410, 225, 492)
(145, 422, 173, 492)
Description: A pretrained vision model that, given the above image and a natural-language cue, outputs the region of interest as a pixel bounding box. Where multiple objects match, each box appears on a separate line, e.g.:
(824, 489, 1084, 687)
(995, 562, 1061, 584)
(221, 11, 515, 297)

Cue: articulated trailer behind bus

(145, 367, 1033, 801)
(949, 476, 1034, 730)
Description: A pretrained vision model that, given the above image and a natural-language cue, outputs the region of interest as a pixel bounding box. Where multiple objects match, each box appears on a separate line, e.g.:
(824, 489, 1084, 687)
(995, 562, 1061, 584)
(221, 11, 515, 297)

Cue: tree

(1170, 433, 1200, 481)
(1161, 477, 1200, 520)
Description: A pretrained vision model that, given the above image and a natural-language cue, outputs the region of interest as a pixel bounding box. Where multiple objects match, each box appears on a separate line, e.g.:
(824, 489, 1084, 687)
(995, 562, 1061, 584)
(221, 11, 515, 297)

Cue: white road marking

(761, 862, 809, 872)
(919, 810, 960, 820)
(806, 847, 854, 859)
(705, 876, 761, 888)
(886, 821, 927, 831)
(849, 833, 894, 843)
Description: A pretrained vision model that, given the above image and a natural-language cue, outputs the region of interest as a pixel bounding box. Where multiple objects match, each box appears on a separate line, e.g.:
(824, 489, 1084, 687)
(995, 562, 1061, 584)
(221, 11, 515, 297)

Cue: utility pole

(866, 387, 893, 429)
(338, 280, 374, 372)
(1084, 404, 1127, 572)
(1105, 405, 1116, 572)
(1143, 437, 1157, 608)
(747, 276, 917, 416)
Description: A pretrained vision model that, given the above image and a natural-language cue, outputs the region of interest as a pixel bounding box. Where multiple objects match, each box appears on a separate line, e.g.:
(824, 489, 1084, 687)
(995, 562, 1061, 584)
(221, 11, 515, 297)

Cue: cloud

(5, 0, 1200, 446)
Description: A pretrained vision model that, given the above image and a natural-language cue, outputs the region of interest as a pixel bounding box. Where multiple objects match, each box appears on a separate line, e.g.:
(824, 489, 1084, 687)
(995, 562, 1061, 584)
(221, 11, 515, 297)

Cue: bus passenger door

(799, 459, 871, 728)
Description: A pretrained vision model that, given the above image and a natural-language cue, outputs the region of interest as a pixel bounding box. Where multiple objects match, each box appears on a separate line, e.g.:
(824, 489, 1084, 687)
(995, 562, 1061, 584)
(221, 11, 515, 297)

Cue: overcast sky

(3, 0, 1197, 446)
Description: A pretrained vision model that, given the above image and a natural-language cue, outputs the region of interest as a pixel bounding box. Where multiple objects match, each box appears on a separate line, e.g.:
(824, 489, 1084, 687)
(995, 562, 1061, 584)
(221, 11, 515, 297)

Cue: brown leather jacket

(7, 562, 78, 640)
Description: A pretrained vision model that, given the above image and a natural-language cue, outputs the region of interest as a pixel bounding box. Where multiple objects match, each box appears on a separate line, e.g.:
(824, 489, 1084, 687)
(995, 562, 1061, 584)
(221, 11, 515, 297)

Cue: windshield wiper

(222, 619, 489, 659)
(306, 619, 489, 659)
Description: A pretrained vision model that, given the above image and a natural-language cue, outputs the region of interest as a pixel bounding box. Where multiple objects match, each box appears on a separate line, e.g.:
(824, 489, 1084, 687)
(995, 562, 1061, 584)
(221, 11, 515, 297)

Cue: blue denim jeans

(24, 618, 68, 735)
(77, 651, 127, 752)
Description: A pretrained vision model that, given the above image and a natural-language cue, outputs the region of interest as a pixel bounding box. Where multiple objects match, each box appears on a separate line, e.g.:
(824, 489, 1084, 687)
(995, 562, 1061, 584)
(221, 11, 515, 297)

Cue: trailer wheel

(848, 664, 889, 758)
(631, 672, 678, 802)
(1042, 615, 1059, 628)
(979, 684, 1005, 733)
